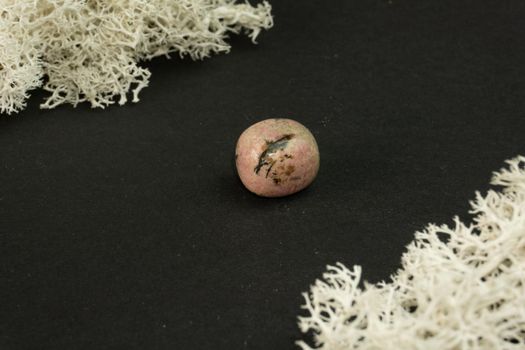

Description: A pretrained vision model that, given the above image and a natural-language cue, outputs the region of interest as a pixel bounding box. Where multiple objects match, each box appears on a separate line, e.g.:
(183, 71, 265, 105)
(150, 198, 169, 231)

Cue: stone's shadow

(215, 167, 314, 209)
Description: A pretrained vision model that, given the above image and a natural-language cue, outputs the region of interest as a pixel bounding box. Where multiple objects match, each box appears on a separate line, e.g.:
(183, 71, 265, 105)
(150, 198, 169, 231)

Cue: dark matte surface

(2, 0, 525, 349)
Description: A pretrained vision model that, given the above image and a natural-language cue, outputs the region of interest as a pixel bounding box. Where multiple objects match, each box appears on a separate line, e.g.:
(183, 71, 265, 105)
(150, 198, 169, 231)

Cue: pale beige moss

(0, 4, 44, 114)
(0, 0, 273, 114)
(298, 156, 525, 349)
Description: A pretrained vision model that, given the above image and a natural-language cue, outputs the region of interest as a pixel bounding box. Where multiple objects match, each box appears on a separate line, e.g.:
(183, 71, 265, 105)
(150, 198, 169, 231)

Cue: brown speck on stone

(285, 165, 295, 176)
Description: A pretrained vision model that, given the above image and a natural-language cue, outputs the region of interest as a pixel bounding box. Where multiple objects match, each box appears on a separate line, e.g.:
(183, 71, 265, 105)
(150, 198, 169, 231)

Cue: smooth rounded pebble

(235, 118, 320, 197)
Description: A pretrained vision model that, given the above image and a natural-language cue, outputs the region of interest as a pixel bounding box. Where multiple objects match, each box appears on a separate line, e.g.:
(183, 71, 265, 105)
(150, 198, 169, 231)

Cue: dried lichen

(0, 0, 273, 114)
(298, 156, 525, 349)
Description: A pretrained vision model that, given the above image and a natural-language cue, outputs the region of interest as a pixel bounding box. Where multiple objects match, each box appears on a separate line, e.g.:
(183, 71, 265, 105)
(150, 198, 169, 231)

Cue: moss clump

(0, 0, 272, 114)
(299, 156, 525, 349)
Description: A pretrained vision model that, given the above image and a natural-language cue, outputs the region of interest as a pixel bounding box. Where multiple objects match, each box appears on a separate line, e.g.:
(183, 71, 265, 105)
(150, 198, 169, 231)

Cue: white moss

(0, 0, 272, 114)
(298, 156, 525, 349)
(0, 5, 44, 115)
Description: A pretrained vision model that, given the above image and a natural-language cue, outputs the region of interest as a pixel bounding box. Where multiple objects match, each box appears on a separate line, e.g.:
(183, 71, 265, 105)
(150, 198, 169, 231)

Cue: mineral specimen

(235, 118, 320, 197)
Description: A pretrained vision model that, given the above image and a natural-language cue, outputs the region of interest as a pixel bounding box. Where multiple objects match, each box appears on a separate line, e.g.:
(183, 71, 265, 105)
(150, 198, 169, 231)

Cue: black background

(2, 0, 525, 349)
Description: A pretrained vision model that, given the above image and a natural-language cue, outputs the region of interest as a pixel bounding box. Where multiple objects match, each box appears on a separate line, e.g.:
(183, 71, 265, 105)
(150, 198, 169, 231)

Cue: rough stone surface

(235, 118, 320, 197)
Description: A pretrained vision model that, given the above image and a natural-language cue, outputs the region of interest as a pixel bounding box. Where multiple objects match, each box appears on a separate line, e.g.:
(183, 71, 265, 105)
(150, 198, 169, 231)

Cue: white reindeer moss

(298, 156, 525, 349)
(0, 0, 273, 114)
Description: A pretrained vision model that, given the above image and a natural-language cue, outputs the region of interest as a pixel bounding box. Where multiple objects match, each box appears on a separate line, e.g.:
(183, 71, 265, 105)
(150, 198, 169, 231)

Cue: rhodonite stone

(235, 118, 320, 197)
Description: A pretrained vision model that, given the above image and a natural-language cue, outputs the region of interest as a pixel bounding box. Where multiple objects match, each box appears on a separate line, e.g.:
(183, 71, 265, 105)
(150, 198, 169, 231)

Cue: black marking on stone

(265, 161, 275, 178)
(254, 134, 294, 177)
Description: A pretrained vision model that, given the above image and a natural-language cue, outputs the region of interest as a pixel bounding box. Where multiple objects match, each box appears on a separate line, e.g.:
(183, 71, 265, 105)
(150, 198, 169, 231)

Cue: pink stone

(235, 118, 320, 197)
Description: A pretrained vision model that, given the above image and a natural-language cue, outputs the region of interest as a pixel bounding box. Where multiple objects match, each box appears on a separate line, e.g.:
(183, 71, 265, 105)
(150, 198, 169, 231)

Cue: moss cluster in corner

(0, 0, 273, 114)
